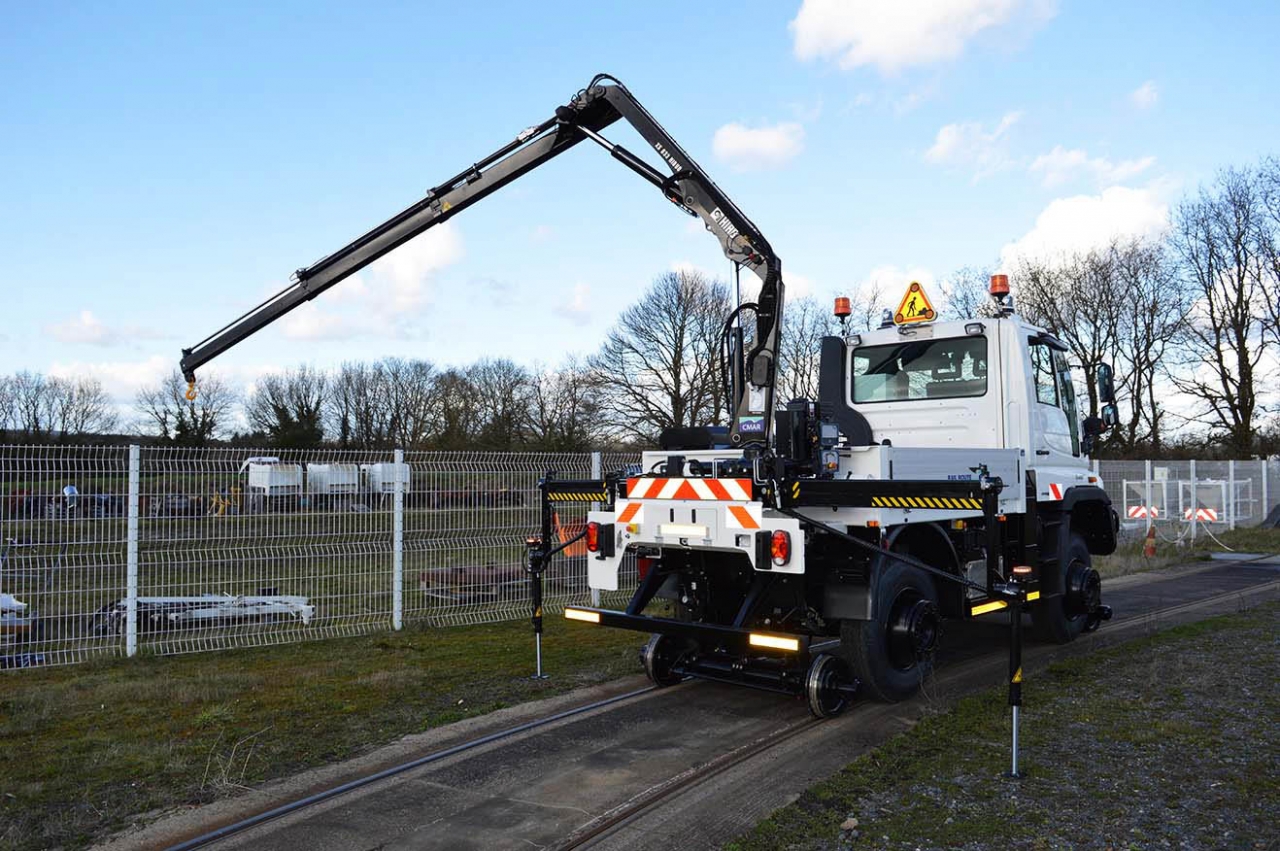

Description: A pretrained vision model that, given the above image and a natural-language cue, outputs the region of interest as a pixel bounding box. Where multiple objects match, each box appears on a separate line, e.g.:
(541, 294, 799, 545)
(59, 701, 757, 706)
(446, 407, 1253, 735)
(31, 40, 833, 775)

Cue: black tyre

(805, 653, 857, 718)
(640, 634, 686, 687)
(1032, 532, 1100, 644)
(840, 560, 940, 702)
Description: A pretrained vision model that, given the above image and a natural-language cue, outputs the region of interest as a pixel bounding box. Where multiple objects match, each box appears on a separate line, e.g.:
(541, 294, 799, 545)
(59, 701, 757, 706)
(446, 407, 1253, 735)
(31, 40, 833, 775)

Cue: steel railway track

(166, 573, 1278, 851)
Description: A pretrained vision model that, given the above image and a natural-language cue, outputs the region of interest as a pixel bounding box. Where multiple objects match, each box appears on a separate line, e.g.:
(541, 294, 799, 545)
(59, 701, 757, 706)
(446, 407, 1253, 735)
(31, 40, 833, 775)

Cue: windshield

(852, 336, 988, 403)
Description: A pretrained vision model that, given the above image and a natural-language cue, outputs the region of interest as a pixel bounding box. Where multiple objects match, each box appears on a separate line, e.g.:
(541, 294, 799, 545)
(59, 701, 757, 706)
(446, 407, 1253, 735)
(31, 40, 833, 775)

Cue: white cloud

(791, 0, 1056, 75)
(712, 122, 805, 172)
(786, 273, 816, 300)
(278, 223, 464, 341)
(555, 283, 591, 326)
(924, 112, 1021, 179)
(1130, 80, 1158, 110)
(670, 260, 718, 280)
(863, 264, 937, 296)
(999, 186, 1169, 269)
(44, 310, 169, 347)
(531, 224, 555, 244)
(1029, 145, 1156, 187)
(45, 311, 118, 346)
(47, 355, 171, 402)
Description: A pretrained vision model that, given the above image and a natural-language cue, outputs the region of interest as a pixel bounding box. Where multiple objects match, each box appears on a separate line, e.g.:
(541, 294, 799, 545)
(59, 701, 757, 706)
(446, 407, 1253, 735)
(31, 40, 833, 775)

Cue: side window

(1053, 350, 1081, 456)
(1029, 343, 1058, 406)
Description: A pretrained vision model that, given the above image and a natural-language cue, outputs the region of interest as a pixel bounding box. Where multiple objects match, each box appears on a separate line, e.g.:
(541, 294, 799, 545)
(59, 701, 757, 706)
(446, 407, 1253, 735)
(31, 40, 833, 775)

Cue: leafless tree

(328, 361, 394, 449)
(1168, 165, 1275, 454)
(465, 358, 531, 450)
(431, 367, 481, 450)
(0, 375, 14, 433)
(48, 376, 118, 437)
(1109, 239, 1188, 453)
(246, 366, 328, 448)
(1256, 155, 1280, 349)
(524, 358, 603, 451)
(383, 358, 438, 449)
(9, 371, 57, 440)
(589, 270, 731, 444)
(940, 265, 994, 320)
(135, 370, 238, 446)
(1014, 250, 1120, 418)
(776, 296, 836, 403)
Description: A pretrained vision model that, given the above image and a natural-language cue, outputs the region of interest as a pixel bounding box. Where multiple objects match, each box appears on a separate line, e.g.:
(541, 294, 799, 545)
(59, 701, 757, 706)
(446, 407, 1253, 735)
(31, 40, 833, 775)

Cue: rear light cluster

(771, 530, 790, 566)
(585, 521, 615, 557)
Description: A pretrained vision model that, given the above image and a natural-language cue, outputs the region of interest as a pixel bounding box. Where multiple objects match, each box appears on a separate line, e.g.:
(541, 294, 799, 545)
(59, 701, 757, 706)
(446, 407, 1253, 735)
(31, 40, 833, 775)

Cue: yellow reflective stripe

(970, 600, 1008, 616)
(1026, 591, 1041, 601)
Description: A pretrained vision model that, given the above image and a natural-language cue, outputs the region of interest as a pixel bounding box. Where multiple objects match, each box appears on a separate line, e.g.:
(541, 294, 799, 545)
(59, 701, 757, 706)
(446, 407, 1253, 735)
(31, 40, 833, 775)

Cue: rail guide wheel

(806, 653, 858, 718)
(641, 633, 686, 687)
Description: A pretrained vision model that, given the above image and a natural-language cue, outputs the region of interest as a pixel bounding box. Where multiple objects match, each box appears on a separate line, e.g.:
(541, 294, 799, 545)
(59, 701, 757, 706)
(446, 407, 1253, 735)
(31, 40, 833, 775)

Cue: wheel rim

(642, 634, 683, 685)
(807, 654, 855, 717)
(886, 590, 940, 671)
(1063, 561, 1101, 618)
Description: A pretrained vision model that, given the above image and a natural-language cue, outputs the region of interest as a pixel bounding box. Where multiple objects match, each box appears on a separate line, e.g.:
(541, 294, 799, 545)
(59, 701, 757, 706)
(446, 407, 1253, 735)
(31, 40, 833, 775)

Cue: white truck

(172, 74, 1116, 715)
(566, 277, 1117, 713)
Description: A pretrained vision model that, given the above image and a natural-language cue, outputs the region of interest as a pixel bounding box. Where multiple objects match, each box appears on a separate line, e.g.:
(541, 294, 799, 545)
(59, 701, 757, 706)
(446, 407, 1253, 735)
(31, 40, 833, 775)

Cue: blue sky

(3, 0, 1278, 411)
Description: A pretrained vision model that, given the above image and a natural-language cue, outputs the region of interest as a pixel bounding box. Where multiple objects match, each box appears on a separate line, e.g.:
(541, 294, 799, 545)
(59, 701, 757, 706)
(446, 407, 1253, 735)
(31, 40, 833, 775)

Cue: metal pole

(126, 445, 139, 658)
(1228, 459, 1236, 530)
(529, 478, 551, 680)
(590, 452, 602, 607)
(1263, 458, 1271, 526)
(1152, 458, 1162, 532)
(1189, 459, 1197, 544)
(1007, 575, 1025, 779)
(392, 449, 404, 631)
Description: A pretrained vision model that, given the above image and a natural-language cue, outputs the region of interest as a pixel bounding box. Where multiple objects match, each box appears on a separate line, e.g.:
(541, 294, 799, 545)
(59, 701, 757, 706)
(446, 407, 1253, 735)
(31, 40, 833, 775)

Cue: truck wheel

(640, 634, 686, 687)
(840, 561, 940, 702)
(1032, 532, 1100, 644)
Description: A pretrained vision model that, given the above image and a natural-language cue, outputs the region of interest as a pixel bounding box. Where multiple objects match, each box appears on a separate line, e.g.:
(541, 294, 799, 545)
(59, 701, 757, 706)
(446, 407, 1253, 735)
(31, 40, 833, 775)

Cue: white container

(361, 462, 412, 494)
(245, 463, 303, 496)
(306, 463, 361, 495)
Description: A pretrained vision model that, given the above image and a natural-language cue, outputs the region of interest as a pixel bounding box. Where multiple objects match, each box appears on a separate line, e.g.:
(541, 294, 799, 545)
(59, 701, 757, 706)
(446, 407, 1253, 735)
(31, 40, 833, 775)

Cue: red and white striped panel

(616, 501, 644, 525)
(1047, 483, 1065, 501)
(725, 503, 762, 530)
(626, 477, 753, 501)
(1127, 505, 1161, 519)
(1183, 507, 1219, 522)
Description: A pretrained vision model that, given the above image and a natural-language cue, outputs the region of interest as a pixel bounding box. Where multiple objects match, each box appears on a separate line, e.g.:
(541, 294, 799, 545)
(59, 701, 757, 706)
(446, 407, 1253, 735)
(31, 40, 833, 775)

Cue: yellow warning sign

(1012, 667, 1023, 684)
(893, 281, 936, 325)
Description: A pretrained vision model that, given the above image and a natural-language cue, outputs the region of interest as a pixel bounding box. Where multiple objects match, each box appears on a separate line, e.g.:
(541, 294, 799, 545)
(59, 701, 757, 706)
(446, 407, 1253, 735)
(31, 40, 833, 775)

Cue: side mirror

(1101, 402, 1118, 429)
(1096, 363, 1115, 405)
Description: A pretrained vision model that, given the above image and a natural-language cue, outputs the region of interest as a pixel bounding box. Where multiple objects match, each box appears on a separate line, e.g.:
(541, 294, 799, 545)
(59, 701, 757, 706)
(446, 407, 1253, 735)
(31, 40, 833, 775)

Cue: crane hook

(185, 381, 198, 401)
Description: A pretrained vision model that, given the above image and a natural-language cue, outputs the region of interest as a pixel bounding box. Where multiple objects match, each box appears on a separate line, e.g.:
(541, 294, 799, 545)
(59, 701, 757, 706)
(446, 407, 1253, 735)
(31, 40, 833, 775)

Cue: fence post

(1144, 459, 1153, 534)
(393, 448, 404, 631)
(1227, 459, 1236, 530)
(126, 444, 140, 658)
(1263, 458, 1271, 525)
(1188, 459, 1197, 544)
(590, 451, 602, 607)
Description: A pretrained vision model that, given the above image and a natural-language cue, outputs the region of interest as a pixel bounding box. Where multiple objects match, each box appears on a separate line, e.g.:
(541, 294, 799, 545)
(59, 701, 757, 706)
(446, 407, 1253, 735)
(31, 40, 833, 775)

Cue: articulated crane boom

(179, 73, 784, 446)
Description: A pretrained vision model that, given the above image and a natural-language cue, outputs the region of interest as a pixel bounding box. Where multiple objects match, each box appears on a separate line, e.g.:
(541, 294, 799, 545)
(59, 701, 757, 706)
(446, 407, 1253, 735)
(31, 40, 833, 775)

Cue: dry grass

(0, 617, 644, 851)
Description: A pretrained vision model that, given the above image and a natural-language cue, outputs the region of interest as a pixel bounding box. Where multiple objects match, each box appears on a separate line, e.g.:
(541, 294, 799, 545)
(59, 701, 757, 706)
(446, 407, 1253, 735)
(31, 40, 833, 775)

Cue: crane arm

(179, 74, 783, 444)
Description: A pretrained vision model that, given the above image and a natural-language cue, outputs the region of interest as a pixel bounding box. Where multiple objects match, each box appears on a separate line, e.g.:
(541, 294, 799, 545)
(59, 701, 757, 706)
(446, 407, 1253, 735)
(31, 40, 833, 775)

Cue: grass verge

(1094, 524, 1280, 578)
(726, 602, 1279, 851)
(0, 617, 644, 851)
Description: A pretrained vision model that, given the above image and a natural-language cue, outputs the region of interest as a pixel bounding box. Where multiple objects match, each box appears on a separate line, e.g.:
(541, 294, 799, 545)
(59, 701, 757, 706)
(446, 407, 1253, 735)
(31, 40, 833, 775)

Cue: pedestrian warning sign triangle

(893, 281, 936, 325)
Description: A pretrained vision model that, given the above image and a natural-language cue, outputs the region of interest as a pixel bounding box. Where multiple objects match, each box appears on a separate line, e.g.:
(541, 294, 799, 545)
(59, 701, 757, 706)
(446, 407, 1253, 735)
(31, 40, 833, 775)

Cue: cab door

(1027, 338, 1087, 498)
